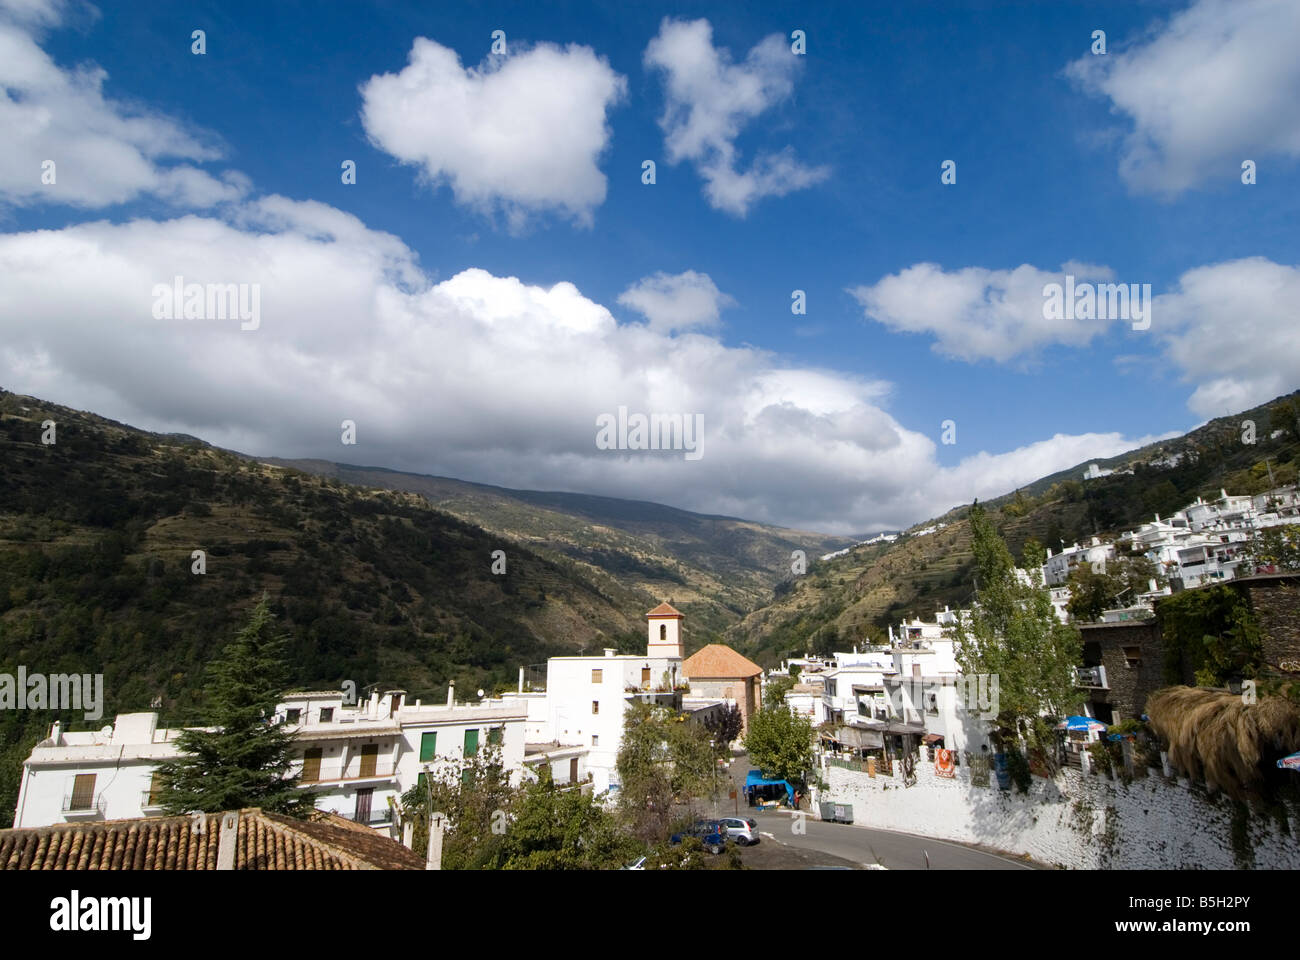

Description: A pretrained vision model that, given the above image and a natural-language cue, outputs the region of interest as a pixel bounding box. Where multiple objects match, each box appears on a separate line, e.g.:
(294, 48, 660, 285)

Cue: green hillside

(729, 391, 1300, 666)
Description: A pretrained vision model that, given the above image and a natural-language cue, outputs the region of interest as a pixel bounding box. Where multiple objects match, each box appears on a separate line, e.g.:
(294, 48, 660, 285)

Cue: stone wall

(1238, 575, 1300, 672)
(818, 756, 1300, 869)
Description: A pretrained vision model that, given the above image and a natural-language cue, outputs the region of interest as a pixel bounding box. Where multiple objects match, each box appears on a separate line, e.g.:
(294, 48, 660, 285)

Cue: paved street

(719, 753, 1043, 871)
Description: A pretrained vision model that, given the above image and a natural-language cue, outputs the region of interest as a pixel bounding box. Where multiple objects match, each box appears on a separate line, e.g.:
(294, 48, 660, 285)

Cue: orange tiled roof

(0, 808, 425, 870)
(646, 602, 684, 618)
(683, 644, 763, 679)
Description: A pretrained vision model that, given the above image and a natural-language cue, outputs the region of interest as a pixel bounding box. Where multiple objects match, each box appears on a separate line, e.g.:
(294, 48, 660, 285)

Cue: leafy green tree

(745, 704, 813, 787)
(399, 744, 514, 869)
(949, 502, 1082, 752)
(615, 701, 717, 843)
(499, 767, 640, 869)
(155, 595, 315, 817)
(1242, 524, 1300, 573)
(763, 675, 795, 709)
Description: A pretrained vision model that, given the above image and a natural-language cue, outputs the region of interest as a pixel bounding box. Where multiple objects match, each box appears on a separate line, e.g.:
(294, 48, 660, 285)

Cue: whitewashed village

(7, 480, 1300, 871)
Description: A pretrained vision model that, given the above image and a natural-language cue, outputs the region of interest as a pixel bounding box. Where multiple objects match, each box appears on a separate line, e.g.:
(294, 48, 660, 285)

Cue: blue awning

(745, 769, 794, 799)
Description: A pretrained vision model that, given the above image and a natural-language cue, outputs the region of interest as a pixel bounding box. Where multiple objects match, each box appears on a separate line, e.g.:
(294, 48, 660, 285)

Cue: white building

(14, 688, 529, 832)
(1043, 538, 1116, 586)
(501, 602, 723, 796)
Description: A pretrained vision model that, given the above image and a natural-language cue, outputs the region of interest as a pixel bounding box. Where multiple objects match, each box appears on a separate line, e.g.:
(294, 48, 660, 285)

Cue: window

(301, 748, 323, 781)
(285, 708, 301, 724)
(592, 734, 599, 746)
(1123, 646, 1142, 669)
(488, 727, 503, 746)
(592, 700, 600, 715)
(319, 707, 334, 723)
(591, 669, 603, 683)
(419, 731, 438, 762)
(660, 624, 667, 641)
(464, 729, 479, 757)
(69, 773, 96, 811)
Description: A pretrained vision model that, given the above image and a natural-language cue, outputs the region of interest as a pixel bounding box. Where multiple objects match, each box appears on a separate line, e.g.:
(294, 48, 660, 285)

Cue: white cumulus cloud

(359, 37, 626, 230)
(644, 18, 828, 216)
(1065, 0, 1300, 195)
(0, 1, 246, 210)
(849, 261, 1121, 364)
(617, 270, 735, 333)
(1154, 256, 1300, 417)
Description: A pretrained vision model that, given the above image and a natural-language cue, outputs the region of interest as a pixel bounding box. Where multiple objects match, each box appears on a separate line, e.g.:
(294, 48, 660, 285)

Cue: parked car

(670, 819, 728, 854)
(719, 816, 759, 845)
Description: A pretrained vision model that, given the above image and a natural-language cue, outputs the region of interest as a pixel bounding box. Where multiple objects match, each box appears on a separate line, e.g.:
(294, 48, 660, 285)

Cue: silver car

(719, 816, 759, 846)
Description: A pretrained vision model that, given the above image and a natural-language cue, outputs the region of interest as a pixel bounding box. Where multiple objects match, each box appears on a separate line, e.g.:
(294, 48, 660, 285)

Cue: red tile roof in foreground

(646, 602, 684, 618)
(683, 644, 763, 679)
(0, 808, 425, 870)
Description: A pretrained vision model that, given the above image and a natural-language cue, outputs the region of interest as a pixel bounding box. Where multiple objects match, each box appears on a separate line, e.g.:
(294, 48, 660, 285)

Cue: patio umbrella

(1060, 716, 1108, 732)
(1277, 752, 1300, 771)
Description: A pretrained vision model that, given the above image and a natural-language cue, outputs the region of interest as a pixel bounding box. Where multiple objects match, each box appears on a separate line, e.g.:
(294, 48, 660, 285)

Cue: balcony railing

(1074, 666, 1108, 689)
(351, 808, 394, 826)
(63, 793, 107, 818)
(297, 759, 398, 784)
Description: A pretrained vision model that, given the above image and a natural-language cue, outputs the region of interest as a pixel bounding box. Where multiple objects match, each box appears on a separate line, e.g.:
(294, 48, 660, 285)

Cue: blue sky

(2, 0, 1298, 533)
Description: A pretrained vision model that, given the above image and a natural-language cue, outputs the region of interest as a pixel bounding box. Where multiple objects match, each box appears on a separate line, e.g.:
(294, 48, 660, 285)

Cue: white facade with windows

(13, 690, 528, 832)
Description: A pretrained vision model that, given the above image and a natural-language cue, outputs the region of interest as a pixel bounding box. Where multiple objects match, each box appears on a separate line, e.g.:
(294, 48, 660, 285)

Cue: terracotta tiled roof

(0, 809, 424, 870)
(646, 601, 684, 618)
(682, 644, 763, 679)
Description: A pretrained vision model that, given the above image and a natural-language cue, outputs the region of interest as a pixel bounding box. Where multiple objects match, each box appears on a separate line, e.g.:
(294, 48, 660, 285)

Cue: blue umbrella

(1061, 715, 1107, 731)
(1277, 752, 1300, 771)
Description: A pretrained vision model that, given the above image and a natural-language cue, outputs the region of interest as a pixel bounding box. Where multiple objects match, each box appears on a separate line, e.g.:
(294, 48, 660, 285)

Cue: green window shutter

(416, 772, 427, 794)
(488, 726, 502, 746)
(461, 767, 474, 786)
(419, 731, 437, 762)
(464, 728, 479, 757)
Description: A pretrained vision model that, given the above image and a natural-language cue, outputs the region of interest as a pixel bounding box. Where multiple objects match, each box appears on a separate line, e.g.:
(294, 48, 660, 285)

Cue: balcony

(63, 793, 107, 819)
(352, 808, 394, 827)
(1074, 665, 1108, 689)
(297, 759, 398, 785)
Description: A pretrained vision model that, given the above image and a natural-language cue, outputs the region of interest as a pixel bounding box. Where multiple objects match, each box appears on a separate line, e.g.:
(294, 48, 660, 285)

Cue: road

(718, 753, 1041, 870)
(747, 808, 1038, 870)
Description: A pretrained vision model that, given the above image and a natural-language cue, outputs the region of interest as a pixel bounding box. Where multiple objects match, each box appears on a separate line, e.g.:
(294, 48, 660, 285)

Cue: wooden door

(641, 667, 651, 688)
(359, 743, 378, 778)
(301, 748, 322, 782)
(569, 757, 579, 783)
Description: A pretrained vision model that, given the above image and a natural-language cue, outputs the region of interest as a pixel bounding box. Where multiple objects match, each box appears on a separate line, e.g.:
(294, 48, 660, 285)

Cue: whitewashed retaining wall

(818, 757, 1300, 869)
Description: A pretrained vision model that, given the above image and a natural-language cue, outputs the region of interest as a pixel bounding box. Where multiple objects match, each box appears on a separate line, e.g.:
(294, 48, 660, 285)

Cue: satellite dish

(477, 689, 485, 698)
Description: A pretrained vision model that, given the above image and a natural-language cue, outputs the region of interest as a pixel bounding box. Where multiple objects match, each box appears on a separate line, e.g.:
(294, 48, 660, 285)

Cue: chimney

(446, 682, 455, 707)
(50, 721, 62, 745)
(368, 691, 379, 719)
(216, 812, 239, 870)
(604, 648, 616, 658)
(518, 667, 524, 693)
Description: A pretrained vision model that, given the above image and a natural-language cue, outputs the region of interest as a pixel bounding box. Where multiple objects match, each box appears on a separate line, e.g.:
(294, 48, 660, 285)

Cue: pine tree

(155, 595, 315, 817)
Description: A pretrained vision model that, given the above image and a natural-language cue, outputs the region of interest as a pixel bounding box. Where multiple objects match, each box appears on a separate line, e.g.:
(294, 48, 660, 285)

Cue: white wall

(818, 756, 1300, 869)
